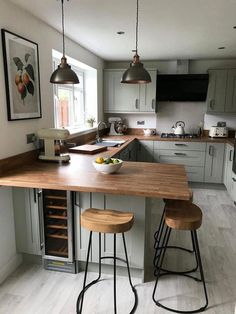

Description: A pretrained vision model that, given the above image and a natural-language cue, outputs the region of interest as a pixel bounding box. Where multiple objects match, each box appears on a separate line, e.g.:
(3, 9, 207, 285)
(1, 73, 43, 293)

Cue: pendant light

(50, 0, 79, 84)
(121, 0, 151, 84)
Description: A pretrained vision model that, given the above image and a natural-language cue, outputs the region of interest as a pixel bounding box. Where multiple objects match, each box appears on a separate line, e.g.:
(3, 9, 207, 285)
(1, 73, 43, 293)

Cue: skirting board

(0, 253, 22, 284)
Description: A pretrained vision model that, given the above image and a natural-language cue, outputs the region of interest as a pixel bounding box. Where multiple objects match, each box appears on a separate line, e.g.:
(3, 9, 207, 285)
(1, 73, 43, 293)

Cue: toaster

(209, 126, 228, 138)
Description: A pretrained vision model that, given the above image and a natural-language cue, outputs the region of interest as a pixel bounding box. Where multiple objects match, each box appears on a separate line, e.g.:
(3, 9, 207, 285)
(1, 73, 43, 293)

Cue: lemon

(95, 157, 104, 164)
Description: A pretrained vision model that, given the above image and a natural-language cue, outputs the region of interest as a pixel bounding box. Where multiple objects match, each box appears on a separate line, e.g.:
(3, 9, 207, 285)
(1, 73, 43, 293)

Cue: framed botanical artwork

(1, 29, 42, 120)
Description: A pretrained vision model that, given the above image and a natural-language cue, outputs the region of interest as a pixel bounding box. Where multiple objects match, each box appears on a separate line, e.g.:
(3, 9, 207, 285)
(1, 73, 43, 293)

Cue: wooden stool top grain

(81, 208, 134, 234)
(164, 201, 202, 230)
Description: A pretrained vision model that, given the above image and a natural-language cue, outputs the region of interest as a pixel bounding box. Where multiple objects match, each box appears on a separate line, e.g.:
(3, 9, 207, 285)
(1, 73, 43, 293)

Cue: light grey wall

(105, 59, 236, 132)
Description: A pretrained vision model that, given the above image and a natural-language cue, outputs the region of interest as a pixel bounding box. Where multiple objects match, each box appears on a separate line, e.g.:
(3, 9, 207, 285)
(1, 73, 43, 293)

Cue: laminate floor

(0, 185, 236, 314)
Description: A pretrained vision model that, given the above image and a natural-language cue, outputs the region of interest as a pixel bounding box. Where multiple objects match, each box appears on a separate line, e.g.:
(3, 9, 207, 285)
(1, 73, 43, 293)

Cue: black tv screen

(156, 74, 209, 102)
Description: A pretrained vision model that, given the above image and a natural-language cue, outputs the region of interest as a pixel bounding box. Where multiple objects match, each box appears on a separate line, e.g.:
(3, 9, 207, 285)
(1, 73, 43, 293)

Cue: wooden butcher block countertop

(0, 151, 191, 201)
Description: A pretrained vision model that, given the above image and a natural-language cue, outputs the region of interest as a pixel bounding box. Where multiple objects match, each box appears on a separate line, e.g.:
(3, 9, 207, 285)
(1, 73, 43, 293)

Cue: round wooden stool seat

(165, 201, 202, 230)
(81, 208, 134, 234)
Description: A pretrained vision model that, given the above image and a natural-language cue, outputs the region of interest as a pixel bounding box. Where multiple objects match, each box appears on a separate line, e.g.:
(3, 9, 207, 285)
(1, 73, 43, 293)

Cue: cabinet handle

(151, 99, 155, 110)
(175, 143, 187, 146)
(209, 145, 214, 156)
(210, 99, 214, 109)
(135, 99, 139, 109)
(174, 152, 187, 156)
(229, 150, 233, 161)
(37, 189, 44, 250)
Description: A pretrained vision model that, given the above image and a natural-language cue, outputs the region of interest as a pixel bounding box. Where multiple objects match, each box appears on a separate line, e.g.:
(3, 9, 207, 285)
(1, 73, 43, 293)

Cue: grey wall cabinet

(207, 68, 236, 113)
(13, 188, 41, 255)
(137, 140, 154, 162)
(223, 144, 235, 197)
(204, 143, 225, 183)
(104, 69, 157, 113)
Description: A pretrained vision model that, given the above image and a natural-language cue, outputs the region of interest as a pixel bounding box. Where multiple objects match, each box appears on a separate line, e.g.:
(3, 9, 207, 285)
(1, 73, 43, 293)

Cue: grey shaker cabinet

(104, 69, 157, 113)
(13, 188, 41, 255)
(223, 144, 235, 198)
(207, 69, 228, 113)
(204, 143, 225, 183)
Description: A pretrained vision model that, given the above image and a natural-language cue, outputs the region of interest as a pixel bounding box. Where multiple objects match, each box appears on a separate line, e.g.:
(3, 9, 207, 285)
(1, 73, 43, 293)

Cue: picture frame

(1, 29, 42, 121)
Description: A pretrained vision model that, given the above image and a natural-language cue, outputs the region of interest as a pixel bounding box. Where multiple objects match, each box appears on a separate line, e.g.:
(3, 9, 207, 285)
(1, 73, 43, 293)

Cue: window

(52, 51, 97, 132)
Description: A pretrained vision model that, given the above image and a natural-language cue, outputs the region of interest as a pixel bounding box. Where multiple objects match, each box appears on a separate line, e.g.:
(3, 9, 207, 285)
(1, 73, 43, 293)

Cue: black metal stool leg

(122, 233, 138, 314)
(192, 230, 208, 311)
(113, 234, 117, 314)
(153, 229, 209, 313)
(76, 232, 102, 314)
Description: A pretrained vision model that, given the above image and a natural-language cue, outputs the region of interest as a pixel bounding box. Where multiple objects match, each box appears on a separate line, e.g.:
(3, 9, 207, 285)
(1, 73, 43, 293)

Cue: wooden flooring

(0, 185, 236, 314)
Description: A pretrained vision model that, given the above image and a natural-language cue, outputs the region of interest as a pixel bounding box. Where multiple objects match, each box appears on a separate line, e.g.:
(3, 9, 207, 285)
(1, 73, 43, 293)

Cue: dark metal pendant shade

(50, 57, 79, 84)
(121, 54, 151, 84)
(121, 0, 151, 84)
(50, 0, 79, 85)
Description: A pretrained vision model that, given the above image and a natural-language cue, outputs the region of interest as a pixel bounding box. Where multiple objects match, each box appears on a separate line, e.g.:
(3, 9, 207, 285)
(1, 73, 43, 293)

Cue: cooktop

(161, 133, 199, 139)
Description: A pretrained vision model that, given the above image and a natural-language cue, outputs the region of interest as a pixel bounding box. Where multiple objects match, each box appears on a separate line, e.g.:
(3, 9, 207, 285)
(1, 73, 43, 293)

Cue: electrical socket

(137, 120, 145, 125)
(26, 133, 35, 144)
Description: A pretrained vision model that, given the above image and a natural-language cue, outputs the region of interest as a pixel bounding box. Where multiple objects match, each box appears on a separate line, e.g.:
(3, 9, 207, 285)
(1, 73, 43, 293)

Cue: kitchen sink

(92, 139, 126, 147)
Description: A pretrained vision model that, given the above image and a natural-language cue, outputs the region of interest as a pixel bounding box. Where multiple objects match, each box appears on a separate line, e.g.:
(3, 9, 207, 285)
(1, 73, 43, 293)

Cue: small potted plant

(86, 117, 96, 128)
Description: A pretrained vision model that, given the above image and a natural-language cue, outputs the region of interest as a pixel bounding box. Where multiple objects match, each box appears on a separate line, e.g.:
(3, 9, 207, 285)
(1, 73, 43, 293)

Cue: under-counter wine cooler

(38, 189, 77, 273)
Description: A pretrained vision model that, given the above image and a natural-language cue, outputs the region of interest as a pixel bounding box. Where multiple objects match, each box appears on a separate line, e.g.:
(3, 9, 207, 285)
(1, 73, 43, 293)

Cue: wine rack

(42, 190, 71, 259)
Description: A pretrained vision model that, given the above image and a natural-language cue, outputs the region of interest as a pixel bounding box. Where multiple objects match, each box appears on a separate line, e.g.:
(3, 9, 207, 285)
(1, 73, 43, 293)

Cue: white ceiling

(9, 0, 236, 61)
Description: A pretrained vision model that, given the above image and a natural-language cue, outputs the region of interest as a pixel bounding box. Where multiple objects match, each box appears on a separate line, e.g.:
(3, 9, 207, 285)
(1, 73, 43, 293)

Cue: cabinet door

(207, 69, 227, 113)
(232, 173, 236, 204)
(204, 143, 225, 183)
(13, 188, 41, 255)
(104, 70, 139, 113)
(137, 140, 154, 162)
(139, 70, 157, 112)
(223, 144, 234, 196)
(225, 69, 236, 113)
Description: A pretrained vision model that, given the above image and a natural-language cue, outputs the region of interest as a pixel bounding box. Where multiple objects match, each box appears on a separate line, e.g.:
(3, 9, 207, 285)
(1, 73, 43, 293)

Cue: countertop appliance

(108, 117, 127, 135)
(156, 74, 209, 101)
(209, 126, 228, 138)
(37, 128, 70, 162)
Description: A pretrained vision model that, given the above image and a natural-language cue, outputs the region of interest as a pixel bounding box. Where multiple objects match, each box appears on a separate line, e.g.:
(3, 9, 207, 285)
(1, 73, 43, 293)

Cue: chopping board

(68, 144, 107, 154)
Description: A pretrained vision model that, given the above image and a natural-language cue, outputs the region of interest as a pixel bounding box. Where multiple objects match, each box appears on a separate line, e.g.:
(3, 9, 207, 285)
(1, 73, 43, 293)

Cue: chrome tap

(96, 121, 107, 142)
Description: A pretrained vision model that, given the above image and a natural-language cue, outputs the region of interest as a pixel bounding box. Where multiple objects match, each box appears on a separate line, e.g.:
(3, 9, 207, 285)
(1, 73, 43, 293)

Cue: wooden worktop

(0, 152, 191, 200)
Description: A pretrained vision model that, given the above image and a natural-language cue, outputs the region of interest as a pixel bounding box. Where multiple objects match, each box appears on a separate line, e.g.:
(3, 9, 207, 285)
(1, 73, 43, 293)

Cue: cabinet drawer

(185, 166, 205, 182)
(154, 141, 206, 151)
(153, 150, 205, 167)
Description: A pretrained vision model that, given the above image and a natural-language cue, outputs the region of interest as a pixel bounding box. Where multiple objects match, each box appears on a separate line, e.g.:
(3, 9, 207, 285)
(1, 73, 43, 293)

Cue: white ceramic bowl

(93, 158, 123, 174)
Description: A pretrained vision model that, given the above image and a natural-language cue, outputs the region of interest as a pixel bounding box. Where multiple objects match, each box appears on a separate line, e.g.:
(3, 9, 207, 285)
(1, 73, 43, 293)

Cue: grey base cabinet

(137, 140, 154, 162)
(74, 191, 164, 280)
(153, 141, 206, 182)
(13, 188, 41, 255)
(204, 143, 225, 183)
(223, 144, 234, 197)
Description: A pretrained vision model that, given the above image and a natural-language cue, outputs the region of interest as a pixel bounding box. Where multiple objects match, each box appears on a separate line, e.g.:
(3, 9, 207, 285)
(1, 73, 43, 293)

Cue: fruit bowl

(93, 158, 123, 174)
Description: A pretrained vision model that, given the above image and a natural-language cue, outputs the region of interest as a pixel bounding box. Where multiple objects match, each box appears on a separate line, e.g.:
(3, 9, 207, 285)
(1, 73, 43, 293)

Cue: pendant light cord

(135, 0, 139, 55)
(61, 0, 65, 57)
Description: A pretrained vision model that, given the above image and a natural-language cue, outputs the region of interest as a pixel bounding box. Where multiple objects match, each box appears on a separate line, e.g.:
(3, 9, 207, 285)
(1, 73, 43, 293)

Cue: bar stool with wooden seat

(152, 201, 208, 313)
(153, 190, 197, 274)
(76, 208, 138, 314)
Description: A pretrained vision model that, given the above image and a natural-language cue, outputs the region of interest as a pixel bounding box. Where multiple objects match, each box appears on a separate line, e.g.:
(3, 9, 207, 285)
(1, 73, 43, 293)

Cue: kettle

(172, 121, 185, 135)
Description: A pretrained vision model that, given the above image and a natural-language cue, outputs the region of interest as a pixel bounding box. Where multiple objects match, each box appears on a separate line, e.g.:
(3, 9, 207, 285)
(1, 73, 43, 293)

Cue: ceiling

(9, 0, 236, 61)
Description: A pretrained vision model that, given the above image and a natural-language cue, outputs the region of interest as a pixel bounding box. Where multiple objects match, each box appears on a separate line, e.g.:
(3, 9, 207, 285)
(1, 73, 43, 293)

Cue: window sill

(67, 126, 97, 138)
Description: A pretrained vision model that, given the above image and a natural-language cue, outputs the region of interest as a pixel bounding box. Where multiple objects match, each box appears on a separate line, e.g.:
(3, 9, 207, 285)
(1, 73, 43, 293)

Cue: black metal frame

(153, 208, 198, 275)
(76, 232, 138, 314)
(152, 225, 208, 313)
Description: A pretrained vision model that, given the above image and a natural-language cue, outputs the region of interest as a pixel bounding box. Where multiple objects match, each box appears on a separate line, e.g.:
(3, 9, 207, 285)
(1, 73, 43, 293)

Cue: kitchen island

(0, 145, 192, 282)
